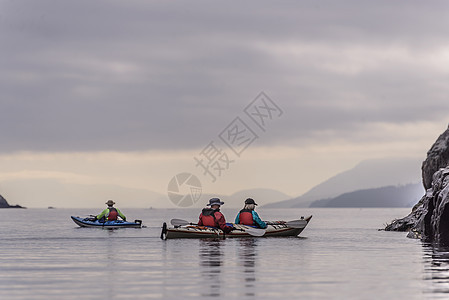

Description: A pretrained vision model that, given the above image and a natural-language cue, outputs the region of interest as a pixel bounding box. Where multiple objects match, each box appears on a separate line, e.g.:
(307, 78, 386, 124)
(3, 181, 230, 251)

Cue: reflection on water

(105, 230, 117, 299)
(198, 238, 259, 298)
(199, 239, 223, 297)
(238, 239, 258, 297)
(423, 244, 449, 295)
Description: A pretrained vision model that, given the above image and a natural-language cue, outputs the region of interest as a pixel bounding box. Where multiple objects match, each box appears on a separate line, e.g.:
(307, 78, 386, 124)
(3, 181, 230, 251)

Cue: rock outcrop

(0, 194, 9, 207)
(385, 125, 449, 244)
(0, 194, 25, 208)
(422, 127, 449, 189)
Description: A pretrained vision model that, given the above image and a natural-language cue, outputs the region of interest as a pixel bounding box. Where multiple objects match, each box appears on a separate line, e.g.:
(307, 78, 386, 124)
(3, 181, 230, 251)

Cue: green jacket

(96, 207, 126, 221)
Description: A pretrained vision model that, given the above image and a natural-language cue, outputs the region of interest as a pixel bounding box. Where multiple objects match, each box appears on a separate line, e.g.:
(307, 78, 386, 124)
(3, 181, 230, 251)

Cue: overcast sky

(1, 1, 448, 207)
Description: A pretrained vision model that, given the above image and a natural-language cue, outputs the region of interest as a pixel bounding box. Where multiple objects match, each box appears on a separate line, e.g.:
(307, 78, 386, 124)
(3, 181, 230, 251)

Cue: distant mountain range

(264, 157, 422, 208)
(0, 178, 290, 208)
(193, 188, 291, 208)
(309, 183, 424, 208)
(0, 157, 424, 208)
(0, 178, 169, 208)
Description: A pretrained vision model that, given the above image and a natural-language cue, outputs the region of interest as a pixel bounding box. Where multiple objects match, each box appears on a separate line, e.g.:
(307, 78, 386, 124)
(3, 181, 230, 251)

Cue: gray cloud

(1, 0, 449, 152)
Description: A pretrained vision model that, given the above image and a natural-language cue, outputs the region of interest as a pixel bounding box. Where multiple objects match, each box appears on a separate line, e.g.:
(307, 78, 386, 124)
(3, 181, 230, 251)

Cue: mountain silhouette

(264, 157, 422, 208)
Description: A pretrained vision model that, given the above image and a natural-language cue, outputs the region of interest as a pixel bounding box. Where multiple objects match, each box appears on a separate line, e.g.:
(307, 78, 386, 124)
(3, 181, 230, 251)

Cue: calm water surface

(0, 207, 448, 299)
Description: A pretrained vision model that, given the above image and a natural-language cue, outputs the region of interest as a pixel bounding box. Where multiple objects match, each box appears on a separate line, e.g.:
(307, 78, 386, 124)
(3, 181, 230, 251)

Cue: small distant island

(0, 194, 25, 208)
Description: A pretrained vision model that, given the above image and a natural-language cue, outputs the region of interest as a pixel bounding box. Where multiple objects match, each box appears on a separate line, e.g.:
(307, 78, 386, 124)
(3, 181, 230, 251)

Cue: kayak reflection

(238, 238, 258, 297)
(198, 238, 259, 298)
(199, 239, 223, 297)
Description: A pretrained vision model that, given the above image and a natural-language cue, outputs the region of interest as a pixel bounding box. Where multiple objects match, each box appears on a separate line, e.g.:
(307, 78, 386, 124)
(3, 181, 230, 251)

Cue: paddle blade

(285, 220, 308, 228)
(170, 219, 190, 226)
(241, 226, 266, 237)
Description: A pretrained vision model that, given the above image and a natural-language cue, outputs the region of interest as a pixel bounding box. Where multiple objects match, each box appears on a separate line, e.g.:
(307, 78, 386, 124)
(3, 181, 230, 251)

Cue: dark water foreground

(0, 208, 448, 299)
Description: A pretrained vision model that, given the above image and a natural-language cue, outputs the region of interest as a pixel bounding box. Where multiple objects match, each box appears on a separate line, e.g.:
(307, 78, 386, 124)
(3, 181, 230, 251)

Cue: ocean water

(0, 207, 448, 299)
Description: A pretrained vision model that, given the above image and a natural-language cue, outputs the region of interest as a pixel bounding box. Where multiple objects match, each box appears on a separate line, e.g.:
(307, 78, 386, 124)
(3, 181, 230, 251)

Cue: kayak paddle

(284, 219, 308, 228)
(170, 219, 193, 226)
(235, 225, 265, 237)
(169, 218, 266, 237)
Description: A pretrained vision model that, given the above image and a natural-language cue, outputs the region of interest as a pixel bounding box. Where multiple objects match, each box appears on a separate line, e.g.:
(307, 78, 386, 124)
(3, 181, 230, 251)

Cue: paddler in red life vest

(198, 198, 233, 233)
(95, 200, 127, 223)
(235, 198, 267, 229)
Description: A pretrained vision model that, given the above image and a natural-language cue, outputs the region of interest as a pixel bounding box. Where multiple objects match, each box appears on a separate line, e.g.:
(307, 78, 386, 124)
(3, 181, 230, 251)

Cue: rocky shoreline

(0, 194, 25, 208)
(385, 125, 449, 244)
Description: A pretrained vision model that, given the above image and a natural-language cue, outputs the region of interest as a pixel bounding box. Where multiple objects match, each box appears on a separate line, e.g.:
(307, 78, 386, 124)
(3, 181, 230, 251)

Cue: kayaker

(95, 200, 127, 222)
(235, 198, 267, 229)
(198, 198, 233, 233)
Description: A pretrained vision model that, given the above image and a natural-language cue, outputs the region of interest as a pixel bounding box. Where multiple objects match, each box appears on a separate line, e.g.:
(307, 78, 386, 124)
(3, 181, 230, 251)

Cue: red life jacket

(238, 209, 254, 225)
(107, 207, 118, 221)
(201, 208, 217, 227)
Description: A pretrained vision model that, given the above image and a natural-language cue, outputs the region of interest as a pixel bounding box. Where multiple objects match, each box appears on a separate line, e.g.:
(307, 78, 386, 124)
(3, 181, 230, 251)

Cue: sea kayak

(160, 215, 312, 239)
(71, 216, 142, 228)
